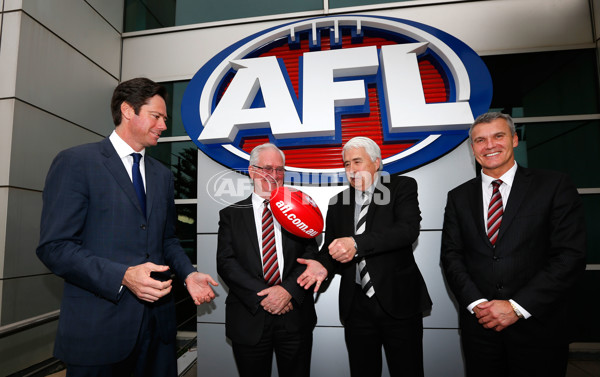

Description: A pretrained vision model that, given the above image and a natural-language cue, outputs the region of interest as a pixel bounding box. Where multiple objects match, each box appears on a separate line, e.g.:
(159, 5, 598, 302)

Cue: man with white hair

(298, 136, 431, 377)
(217, 143, 319, 377)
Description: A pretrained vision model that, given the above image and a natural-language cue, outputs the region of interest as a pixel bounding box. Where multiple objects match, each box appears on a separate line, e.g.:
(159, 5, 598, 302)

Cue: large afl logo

(182, 16, 492, 184)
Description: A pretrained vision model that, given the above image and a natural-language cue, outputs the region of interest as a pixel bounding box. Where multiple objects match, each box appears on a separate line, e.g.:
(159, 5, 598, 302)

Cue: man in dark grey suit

(216, 143, 318, 377)
(441, 112, 586, 377)
(298, 136, 432, 377)
(37, 78, 218, 377)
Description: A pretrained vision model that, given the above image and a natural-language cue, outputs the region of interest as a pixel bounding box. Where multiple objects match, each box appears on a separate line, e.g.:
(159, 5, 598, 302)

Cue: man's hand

(122, 262, 173, 302)
(328, 237, 357, 263)
(475, 300, 520, 332)
(186, 271, 219, 305)
(257, 285, 293, 315)
(297, 258, 328, 292)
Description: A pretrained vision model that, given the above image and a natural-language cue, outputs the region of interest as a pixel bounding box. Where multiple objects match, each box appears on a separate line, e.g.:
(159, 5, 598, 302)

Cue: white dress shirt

(468, 162, 531, 319)
(109, 131, 146, 191)
(252, 192, 285, 277)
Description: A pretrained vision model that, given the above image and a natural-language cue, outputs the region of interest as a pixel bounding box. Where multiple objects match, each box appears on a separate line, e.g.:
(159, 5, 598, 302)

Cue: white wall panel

(122, 19, 300, 82)
(0, 100, 14, 186)
(87, 0, 124, 33)
(0, 188, 7, 279)
(423, 329, 464, 377)
(15, 13, 117, 136)
(19, 0, 122, 77)
(2, 189, 45, 278)
(0, 274, 62, 324)
(594, 0, 600, 42)
(405, 141, 476, 230)
(0, 12, 20, 98)
(416, 231, 459, 328)
(196, 322, 238, 376)
(3, 0, 22, 11)
(0, 320, 58, 376)
(196, 234, 222, 322)
(363, 0, 593, 55)
(10, 100, 103, 191)
(122, 0, 593, 82)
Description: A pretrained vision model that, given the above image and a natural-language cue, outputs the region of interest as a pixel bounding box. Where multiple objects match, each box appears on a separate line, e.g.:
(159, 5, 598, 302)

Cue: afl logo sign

(182, 16, 492, 183)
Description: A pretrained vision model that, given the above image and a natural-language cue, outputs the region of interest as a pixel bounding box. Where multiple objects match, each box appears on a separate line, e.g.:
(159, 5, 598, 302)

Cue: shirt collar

(355, 182, 376, 203)
(252, 191, 269, 208)
(109, 130, 145, 159)
(481, 161, 518, 188)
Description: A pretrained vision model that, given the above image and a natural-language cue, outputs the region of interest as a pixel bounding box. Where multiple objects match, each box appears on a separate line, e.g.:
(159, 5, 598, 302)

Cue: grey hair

(249, 143, 285, 166)
(469, 112, 516, 141)
(342, 137, 382, 171)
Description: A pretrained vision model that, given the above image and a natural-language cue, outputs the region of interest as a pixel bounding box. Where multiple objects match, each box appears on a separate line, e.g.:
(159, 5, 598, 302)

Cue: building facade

(0, 0, 599, 375)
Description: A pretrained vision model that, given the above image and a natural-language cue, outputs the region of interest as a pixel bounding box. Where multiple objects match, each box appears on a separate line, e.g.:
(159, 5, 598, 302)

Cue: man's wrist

(184, 271, 197, 286)
(510, 302, 524, 318)
(351, 237, 358, 257)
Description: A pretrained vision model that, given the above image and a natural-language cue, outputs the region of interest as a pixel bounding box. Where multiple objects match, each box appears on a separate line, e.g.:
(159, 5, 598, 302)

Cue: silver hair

(248, 143, 285, 166)
(342, 137, 382, 171)
(469, 112, 516, 141)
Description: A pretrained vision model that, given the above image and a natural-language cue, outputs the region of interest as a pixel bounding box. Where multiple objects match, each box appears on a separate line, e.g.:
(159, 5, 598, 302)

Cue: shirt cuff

(467, 299, 488, 314)
(509, 299, 531, 319)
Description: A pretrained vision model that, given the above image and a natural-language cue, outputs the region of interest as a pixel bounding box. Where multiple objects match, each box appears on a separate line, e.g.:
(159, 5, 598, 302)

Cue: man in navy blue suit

(37, 77, 218, 377)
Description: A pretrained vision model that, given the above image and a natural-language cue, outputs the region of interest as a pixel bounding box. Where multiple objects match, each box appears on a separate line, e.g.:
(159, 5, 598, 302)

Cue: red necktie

(262, 200, 280, 285)
(487, 180, 503, 245)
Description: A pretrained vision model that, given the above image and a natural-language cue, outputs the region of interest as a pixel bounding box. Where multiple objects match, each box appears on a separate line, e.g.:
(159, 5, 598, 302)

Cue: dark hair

(110, 77, 167, 126)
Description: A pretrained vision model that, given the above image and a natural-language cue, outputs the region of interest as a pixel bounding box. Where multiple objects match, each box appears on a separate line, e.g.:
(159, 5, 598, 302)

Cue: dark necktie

(262, 200, 281, 286)
(356, 192, 374, 297)
(131, 153, 146, 217)
(487, 180, 503, 245)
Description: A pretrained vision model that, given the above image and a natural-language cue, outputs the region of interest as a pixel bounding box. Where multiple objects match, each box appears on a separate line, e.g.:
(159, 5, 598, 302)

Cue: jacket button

(496, 283, 503, 290)
(493, 256, 499, 261)
(145, 253, 150, 259)
(140, 224, 146, 230)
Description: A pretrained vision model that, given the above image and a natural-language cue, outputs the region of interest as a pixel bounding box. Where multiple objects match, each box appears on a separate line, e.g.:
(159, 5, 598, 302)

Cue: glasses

(252, 165, 286, 175)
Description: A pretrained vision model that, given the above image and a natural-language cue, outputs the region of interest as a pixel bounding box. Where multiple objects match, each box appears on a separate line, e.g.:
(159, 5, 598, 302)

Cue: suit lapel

(240, 196, 261, 258)
(468, 176, 490, 247)
(346, 186, 358, 234)
(100, 138, 145, 217)
(144, 157, 159, 219)
(496, 166, 531, 245)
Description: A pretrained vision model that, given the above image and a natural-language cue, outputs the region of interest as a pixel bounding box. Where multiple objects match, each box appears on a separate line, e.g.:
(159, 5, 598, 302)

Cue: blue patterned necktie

(131, 153, 146, 217)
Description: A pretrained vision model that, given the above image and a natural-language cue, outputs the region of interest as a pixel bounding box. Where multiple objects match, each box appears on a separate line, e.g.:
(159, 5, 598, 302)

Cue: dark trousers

(462, 326, 568, 377)
(232, 314, 313, 377)
(66, 305, 177, 377)
(344, 284, 425, 377)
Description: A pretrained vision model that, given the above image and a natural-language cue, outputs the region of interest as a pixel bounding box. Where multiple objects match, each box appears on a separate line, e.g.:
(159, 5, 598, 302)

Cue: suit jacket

(441, 166, 586, 342)
(36, 137, 196, 365)
(216, 196, 318, 346)
(318, 175, 432, 322)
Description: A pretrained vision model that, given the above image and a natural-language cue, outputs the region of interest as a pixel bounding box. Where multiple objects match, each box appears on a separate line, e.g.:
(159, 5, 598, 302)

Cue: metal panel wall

(0, 1, 124, 375)
(122, 0, 593, 82)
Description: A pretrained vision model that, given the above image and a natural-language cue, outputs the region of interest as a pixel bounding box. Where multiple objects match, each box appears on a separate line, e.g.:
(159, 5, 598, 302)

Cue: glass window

(163, 81, 190, 138)
(147, 141, 198, 199)
(484, 49, 600, 117)
(124, 0, 176, 32)
(176, 203, 197, 264)
(125, 0, 322, 32)
(582, 195, 600, 264)
(513, 120, 600, 188)
(329, 0, 415, 8)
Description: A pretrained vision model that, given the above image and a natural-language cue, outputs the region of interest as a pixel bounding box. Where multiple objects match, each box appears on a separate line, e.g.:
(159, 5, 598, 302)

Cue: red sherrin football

(270, 187, 324, 239)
